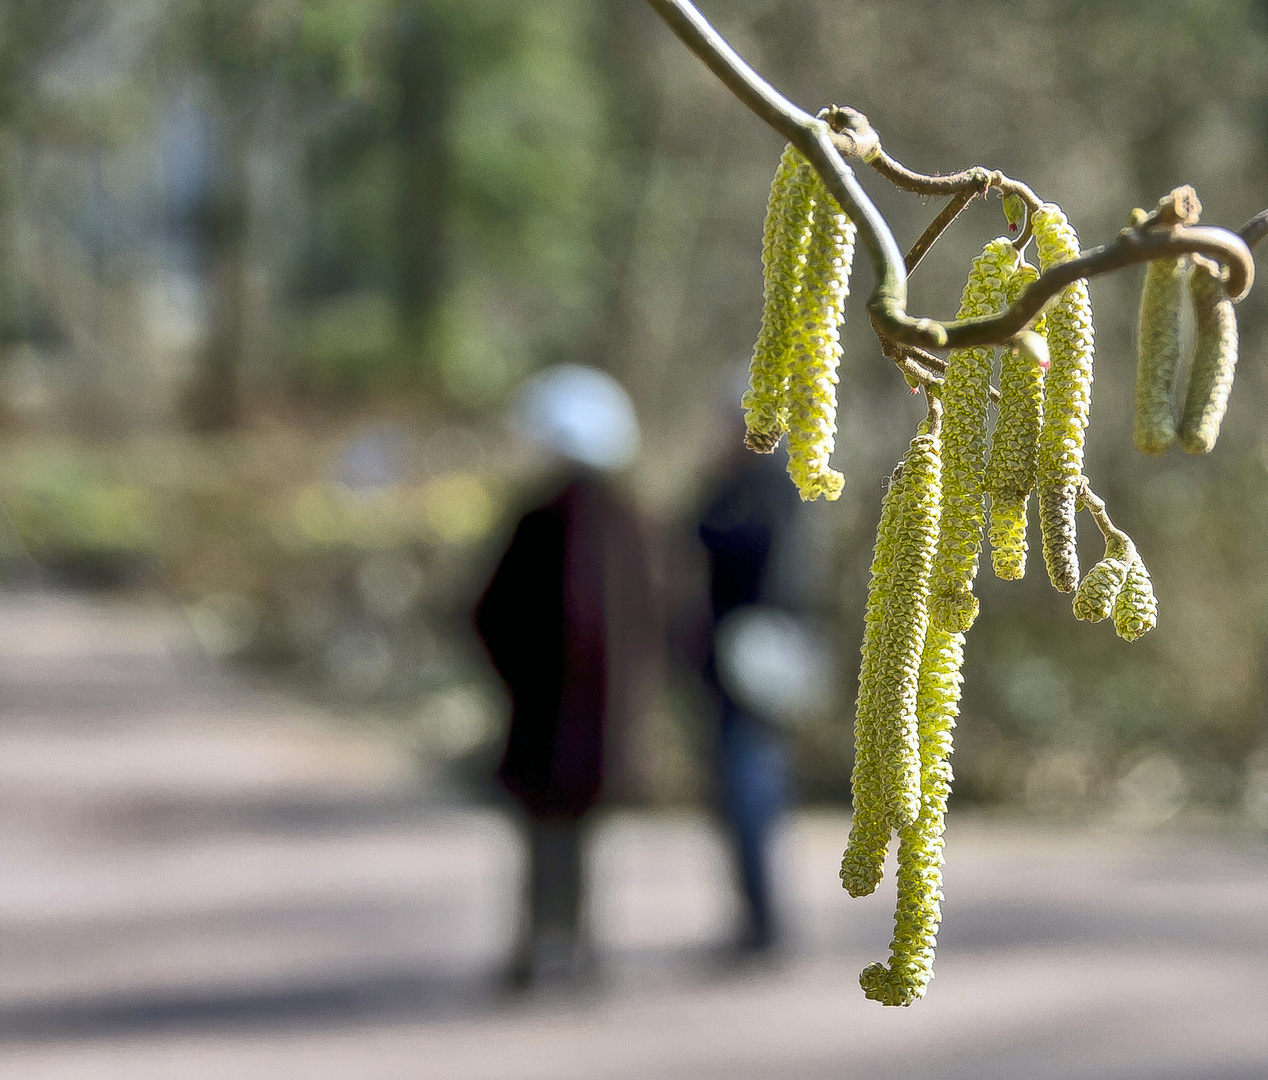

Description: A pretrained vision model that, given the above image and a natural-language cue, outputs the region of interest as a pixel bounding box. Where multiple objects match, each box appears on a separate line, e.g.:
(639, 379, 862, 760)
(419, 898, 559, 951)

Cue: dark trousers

(719, 706, 788, 950)
(528, 818, 583, 942)
(510, 817, 588, 987)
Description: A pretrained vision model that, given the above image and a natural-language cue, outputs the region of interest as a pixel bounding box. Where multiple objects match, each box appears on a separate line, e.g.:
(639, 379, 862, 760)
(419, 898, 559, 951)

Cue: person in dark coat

(475, 365, 649, 987)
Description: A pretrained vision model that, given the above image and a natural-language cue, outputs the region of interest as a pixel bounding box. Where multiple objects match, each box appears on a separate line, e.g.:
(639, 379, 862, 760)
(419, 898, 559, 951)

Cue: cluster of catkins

(742, 144, 857, 500)
(743, 148, 1231, 1006)
(1133, 237, 1240, 457)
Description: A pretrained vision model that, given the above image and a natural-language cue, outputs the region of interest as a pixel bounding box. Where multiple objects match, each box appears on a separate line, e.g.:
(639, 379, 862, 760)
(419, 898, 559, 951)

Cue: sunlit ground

(0, 590, 1265, 1079)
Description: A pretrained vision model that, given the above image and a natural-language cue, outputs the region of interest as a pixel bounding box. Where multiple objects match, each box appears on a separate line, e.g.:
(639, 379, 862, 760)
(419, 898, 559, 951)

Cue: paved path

(0, 591, 1265, 1078)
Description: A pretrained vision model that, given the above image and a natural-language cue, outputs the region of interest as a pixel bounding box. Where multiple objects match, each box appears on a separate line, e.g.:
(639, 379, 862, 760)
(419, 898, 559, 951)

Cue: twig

(933, 223, 1254, 350)
(880, 338, 942, 391)
(905, 188, 983, 275)
(645, 0, 943, 349)
(832, 106, 1033, 264)
(1077, 477, 1131, 550)
(879, 338, 1002, 404)
(867, 149, 1041, 249)
(868, 148, 988, 196)
(1240, 209, 1268, 251)
(644, 0, 1256, 353)
(870, 149, 1041, 214)
(820, 105, 881, 161)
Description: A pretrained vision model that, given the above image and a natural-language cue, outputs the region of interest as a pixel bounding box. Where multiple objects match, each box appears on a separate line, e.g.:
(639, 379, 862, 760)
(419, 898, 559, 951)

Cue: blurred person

(691, 424, 828, 956)
(475, 364, 651, 989)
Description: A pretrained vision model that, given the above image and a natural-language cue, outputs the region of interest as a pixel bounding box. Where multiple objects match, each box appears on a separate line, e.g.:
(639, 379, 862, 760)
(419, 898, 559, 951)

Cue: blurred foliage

(279, 0, 612, 403)
(0, 431, 510, 745)
(0, 0, 1266, 821)
(0, 448, 158, 575)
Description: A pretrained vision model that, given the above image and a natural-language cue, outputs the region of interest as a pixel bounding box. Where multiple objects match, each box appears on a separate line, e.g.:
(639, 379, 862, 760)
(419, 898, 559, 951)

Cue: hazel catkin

(1111, 556, 1158, 642)
(1178, 256, 1239, 455)
(1133, 256, 1188, 455)
(848, 429, 942, 837)
(858, 624, 964, 1006)
(743, 145, 816, 453)
(1032, 203, 1095, 593)
(1073, 535, 1132, 623)
(841, 459, 908, 897)
(986, 311, 1049, 581)
(928, 238, 1019, 631)
(784, 172, 857, 501)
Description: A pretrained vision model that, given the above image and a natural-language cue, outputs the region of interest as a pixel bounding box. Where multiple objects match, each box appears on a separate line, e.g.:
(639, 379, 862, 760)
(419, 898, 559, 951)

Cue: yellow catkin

(1111, 556, 1158, 642)
(743, 146, 816, 452)
(1178, 257, 1239, 454)
(859, 625, 964, 1006)
(841, 459, 907, 897)
(862, 425, 943, 831)
(986, 290, 1049, 581)
(784, 171, 857, 501)
(928, 238, 1019, 631)
(1032, 204, 1095, 593)
(1133, 256, 1188, 455)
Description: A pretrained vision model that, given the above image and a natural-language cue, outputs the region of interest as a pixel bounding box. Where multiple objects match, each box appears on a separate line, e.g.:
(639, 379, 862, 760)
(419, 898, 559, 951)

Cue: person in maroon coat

(476, 365, 650, 988)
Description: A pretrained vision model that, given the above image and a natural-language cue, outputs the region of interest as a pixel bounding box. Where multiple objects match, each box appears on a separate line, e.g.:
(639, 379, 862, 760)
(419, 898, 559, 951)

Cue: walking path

(0, 591, 1264, 1078)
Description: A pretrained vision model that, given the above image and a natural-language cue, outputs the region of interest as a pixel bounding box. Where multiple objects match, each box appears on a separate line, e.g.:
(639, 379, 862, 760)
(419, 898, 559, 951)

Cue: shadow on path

(0, 968, 501, 1041)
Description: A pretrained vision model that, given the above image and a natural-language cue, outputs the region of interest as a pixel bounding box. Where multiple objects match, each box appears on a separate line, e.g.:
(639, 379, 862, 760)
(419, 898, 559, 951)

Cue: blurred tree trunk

(180, 0, 254, 432)
(183, 128, 247, 431)
(393, 2, 447, 343)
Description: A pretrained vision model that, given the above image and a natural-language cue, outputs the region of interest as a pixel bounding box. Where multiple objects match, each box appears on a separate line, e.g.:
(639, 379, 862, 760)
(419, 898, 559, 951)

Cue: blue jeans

(718, 706, 788, 949)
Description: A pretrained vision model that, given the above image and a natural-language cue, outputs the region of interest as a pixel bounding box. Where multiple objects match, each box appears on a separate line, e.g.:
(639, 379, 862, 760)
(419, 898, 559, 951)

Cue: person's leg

(513, 817, 587, 987)
(530, 818, 582, 939)
(721, 711, 787, 952)
(732, 800, 775, 950)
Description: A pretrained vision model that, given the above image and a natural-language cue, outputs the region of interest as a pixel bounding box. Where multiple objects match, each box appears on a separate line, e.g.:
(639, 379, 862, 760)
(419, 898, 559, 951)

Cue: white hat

(510, 364, 640, 471)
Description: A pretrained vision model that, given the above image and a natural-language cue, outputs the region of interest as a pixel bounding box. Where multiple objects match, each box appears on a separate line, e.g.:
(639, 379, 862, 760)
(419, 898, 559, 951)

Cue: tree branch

(644, 0, 1256, 355)
(931, 223, 1254, 349)
(644, 0, 939, 347)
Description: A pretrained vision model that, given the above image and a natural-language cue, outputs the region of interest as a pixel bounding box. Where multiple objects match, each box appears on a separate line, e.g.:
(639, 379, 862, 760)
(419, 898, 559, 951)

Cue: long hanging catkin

(1133, 256, 1188, 455)
(743, 146, 816, 453)
(873, 430, 942, 829)
(858, 623, 964, 1006)
(784, 173, 857, 501)
(928, 238, 1019, 631)
(1032, 204, 1096, 593)
(1178, 256, 1239, 454)
(986, 316, 1049, 581)
(844, 428, 942, 841)
(841, 459, 908, 898)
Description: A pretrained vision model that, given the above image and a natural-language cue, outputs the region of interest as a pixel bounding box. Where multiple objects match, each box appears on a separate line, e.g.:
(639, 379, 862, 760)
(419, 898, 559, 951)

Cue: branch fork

(645, 0, 1262, 374)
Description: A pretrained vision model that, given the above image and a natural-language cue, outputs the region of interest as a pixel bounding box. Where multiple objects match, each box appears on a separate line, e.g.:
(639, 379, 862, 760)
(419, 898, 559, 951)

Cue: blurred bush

(0, 429, 514, 763)
(0, 448, 159, 582)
